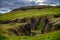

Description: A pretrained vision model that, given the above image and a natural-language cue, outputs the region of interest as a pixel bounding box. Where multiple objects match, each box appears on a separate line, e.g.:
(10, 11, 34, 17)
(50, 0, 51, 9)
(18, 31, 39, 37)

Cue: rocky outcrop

(0, 16, 60, 36)
(0, 18, 27, 24)
(7, 23, 31, 36)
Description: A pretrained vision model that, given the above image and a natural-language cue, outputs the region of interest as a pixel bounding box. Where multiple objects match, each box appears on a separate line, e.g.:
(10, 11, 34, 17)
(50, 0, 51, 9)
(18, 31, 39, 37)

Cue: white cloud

(35, 0, 46, 2)
(0, 8, 12, 14)
(0, 0, 60, 10)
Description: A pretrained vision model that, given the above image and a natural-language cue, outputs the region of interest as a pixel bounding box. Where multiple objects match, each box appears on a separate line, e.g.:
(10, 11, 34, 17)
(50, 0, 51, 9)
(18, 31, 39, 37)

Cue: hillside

(0, 6, 60, 40)
(0, 30, 60, 40)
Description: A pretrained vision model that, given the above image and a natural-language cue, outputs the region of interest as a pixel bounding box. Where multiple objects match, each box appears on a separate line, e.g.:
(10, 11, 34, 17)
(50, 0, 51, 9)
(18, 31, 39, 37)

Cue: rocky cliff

(0, 14, 60, 36)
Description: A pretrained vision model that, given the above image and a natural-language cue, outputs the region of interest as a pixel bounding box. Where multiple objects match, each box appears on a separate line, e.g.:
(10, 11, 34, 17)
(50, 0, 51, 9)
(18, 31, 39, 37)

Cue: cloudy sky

(0, 0, 60, 9)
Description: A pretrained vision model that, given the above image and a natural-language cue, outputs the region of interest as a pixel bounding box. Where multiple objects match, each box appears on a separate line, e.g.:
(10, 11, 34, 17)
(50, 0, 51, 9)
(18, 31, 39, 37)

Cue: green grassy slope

(0, 30, 60, 40)
(0, 7, 60, 40)
(0, 7, 60, 20)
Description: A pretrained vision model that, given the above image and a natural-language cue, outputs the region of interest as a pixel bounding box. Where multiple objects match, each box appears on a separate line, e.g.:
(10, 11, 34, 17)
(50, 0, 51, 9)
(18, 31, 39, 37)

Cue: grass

(0, 7, 60, 20)
(0, 30, 60, 40)
(0, 7, 60, 40)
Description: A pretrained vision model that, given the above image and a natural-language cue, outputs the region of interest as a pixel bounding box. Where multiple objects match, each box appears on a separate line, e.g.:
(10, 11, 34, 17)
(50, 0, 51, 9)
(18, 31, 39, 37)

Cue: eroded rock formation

(0, 15, 60, 36)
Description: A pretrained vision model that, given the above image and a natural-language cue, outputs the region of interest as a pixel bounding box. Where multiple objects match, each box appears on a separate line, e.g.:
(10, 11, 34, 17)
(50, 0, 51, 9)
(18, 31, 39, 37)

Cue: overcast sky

(0, 0, 60, 9)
